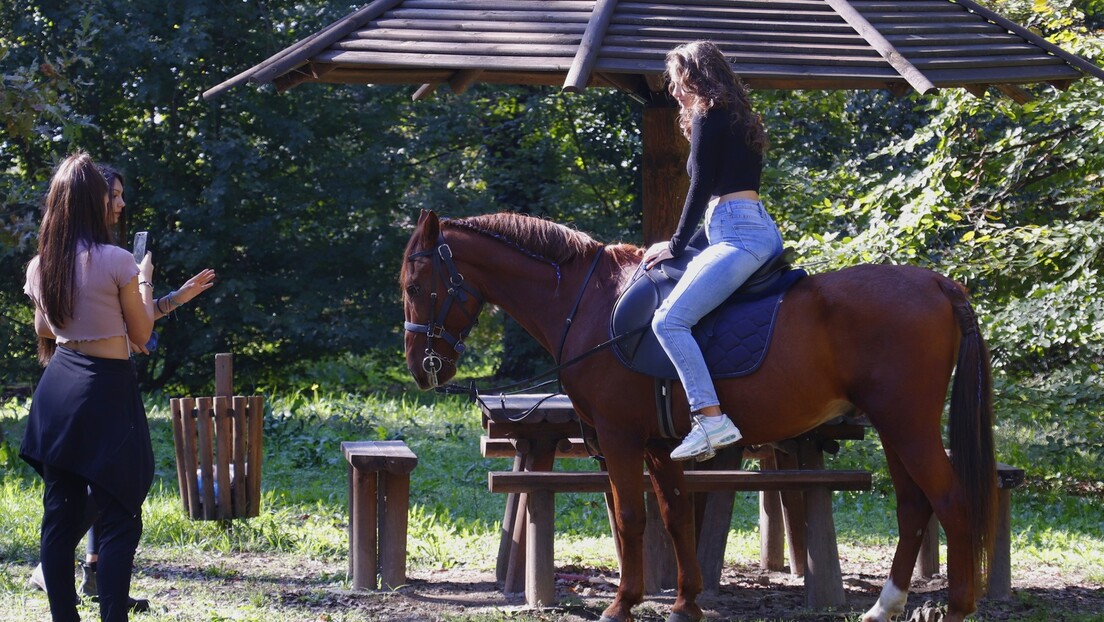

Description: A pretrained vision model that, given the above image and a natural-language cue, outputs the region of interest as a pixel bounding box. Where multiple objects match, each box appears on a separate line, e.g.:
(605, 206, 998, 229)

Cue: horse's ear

(419, 210, 440, 247)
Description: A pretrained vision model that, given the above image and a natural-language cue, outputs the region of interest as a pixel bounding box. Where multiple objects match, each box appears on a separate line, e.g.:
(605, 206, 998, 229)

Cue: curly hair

(665, 40, 769, 154)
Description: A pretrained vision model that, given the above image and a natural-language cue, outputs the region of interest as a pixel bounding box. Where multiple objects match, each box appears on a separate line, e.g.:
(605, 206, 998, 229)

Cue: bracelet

(157, 290, 182, 315)
(139, 280, 154, 288)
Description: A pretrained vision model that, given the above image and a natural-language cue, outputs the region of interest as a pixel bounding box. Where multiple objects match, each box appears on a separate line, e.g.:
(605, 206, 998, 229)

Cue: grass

(0, 360, 1102, 621)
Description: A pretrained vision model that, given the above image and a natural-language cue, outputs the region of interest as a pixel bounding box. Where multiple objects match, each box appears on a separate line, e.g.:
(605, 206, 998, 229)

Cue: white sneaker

(670, 415, 742, 462)
(28, 563, 46, 592)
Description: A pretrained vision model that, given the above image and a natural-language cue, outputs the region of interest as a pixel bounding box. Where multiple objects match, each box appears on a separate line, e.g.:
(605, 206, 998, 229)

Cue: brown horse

(401, 210, 996, 622)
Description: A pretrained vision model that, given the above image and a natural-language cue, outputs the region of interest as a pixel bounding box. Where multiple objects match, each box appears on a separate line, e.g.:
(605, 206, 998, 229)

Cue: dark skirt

(21, 346, 154, 515)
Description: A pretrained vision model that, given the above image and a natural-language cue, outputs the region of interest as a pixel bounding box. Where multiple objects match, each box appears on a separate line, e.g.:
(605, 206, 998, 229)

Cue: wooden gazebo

(205, 0, 1104, 241)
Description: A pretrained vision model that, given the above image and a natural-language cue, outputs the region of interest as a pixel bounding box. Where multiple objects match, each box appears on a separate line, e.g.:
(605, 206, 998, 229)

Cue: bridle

(403, 236, 484, 387)
(405, 226, 622, 401)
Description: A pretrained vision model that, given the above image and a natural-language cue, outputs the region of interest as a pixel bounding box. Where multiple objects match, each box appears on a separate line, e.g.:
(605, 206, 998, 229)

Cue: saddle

(610, 244, 806, 380)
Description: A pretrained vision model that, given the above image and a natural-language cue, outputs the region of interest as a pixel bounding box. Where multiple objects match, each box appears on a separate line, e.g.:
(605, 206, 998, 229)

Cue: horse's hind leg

(866, 437, 979, 622)
(862, 443, 933, 622)
(644, 445, 704, 622)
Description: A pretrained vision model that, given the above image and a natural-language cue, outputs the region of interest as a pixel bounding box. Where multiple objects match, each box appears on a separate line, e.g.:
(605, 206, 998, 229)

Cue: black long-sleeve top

(668, 107, 764, 256)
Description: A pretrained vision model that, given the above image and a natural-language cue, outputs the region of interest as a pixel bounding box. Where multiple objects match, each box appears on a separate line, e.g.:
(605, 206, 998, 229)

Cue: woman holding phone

(26, 161, 216, 613)
(22, 152, 154, 621)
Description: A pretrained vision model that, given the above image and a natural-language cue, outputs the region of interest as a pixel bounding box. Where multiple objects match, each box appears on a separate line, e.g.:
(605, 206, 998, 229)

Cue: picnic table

(477, 393, 871, 608)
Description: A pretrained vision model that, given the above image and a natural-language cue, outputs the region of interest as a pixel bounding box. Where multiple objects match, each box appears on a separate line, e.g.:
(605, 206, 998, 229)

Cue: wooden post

(798, 437, 846, 608)
(378, 470, 411, 589)
(246, 395, 264, 516)
(775, 441, 807, 576)
(526, 488, 557, 607)
(213, 396, 233, 520)
(349, 461, 379, 589)
(643, 491, 676, 593)
(196, 397, 216, 520)
(916, 513, 940, 578)
(496, 449, 525, 582)
(232, 395, 248, 516)
(215, 353, 233, 397)
(696, 445, 744, 591)
(642, 105, 688, 245)
(986, 487, 1014, 599)
(179, 397, 200, 517)
(759, 449, 786, 571)
(505, 436, 557, 593)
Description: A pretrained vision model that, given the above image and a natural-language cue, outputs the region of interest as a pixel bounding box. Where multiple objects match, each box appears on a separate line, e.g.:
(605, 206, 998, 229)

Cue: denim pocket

(707, 201, 781, 261)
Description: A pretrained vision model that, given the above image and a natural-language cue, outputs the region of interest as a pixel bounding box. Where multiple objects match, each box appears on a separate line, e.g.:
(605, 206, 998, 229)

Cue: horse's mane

(443, 213, 603, 266)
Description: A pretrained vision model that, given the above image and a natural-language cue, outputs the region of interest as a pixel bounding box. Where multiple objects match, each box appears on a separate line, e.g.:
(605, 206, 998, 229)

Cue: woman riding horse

(402, 209, 995, 622)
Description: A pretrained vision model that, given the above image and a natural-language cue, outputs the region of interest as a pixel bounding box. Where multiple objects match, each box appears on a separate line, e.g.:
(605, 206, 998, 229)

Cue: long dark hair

(98, 163, 126, 245)
(665, 40, 769, 154)
(37, 152, 112, 329)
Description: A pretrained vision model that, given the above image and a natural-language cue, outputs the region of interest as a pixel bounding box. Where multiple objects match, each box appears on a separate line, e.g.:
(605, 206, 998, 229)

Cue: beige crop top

(24, 242, 139, 342)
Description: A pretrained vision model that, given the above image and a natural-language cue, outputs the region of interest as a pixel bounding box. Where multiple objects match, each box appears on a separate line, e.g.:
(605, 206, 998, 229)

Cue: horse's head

(400, 210, 484, 390)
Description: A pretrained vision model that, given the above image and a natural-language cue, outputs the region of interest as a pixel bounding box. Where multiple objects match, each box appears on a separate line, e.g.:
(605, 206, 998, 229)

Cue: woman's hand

(129, 337, 149, 356)
(174, 268, 217, 305)
(642, 242, 674, 270)
(138, 251, 154, 283)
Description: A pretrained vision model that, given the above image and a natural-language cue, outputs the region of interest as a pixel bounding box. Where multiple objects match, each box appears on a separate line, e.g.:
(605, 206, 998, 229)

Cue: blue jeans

(652, 199, 783, 412)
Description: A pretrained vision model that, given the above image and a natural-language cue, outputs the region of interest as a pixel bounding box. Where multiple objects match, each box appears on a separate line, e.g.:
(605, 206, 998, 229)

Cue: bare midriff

(715, 190, 760, 203)
(58, 335, 131, 360)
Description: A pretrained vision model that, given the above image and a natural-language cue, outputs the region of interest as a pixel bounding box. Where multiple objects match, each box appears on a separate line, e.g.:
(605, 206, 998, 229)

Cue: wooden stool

(342, 440, 418, 590)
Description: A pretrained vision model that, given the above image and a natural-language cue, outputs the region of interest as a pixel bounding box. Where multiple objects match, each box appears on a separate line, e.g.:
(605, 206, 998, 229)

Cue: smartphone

(132, 231, 148, 261)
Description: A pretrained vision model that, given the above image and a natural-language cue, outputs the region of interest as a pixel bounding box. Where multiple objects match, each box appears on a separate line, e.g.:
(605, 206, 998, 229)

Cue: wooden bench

(489, 468, 872, 608)
(342, 440, 418, 590)
(479, 393, 872, 609)
(915, 461, 1025, 600)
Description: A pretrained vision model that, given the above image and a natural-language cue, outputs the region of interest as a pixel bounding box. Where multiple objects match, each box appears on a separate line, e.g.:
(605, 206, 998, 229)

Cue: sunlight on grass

(2, 374, 1103, 620)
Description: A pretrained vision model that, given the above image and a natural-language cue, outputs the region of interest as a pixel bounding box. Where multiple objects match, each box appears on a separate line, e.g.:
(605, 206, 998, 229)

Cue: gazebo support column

(642, 105, 689, 245)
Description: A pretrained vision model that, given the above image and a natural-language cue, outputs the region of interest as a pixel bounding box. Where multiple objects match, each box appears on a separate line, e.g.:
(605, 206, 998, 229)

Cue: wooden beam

(412, 83, 439, 100)
(821, 0, 937, 95)
(203, 0, 405, 100)
(593, 71, 651, 104)
(564, 0, 620, 93)
(951, 0, 1104, 81)
(996, 83, 1033, 104)
(448, 68, 483, 94)
(273, 62, 337, 92)
(964, 84, 988, 98)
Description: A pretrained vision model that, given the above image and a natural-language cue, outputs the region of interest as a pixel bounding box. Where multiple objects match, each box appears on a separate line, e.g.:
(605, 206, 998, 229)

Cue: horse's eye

(406, 284, 422, 297)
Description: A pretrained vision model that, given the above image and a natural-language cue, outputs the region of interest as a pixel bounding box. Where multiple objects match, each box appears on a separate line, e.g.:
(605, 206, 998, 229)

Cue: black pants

(41, 464, 142, 622)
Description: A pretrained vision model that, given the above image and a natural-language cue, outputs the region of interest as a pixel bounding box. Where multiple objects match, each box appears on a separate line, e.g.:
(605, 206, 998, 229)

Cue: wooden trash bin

(170, 353, 264, 520)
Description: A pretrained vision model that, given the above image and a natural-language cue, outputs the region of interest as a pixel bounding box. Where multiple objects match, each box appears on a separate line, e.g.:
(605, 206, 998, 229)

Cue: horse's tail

(941, 279, 997, 585)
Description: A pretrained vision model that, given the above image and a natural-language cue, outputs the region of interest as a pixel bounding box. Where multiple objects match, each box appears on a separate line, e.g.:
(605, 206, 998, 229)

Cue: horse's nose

(408, 364, 436, 391)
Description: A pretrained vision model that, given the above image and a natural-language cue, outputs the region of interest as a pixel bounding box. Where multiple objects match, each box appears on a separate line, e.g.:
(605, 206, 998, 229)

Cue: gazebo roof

(204, 0, 1104, 103)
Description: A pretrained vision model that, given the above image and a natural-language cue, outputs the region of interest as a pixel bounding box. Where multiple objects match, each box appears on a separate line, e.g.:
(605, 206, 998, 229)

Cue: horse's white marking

(862, 580, 908, 621)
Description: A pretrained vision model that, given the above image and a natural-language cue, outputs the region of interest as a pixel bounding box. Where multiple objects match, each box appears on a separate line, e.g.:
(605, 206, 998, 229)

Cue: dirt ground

(132, 551, 1104, 622)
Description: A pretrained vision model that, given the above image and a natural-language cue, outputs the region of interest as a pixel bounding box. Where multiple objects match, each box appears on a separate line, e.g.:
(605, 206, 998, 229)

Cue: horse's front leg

(644, 444, 704, 622)
(598, 441, 650, 622)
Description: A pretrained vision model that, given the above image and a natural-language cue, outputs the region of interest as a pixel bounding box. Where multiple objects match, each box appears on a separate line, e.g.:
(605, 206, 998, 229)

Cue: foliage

(758, 0, 1104, 380)
(1, 0, 1103, 406)
(0, 1, 643, 391)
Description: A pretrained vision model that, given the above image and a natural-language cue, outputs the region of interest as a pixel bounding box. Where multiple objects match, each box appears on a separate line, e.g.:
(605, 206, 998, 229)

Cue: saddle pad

(610, 267, 806, 380)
